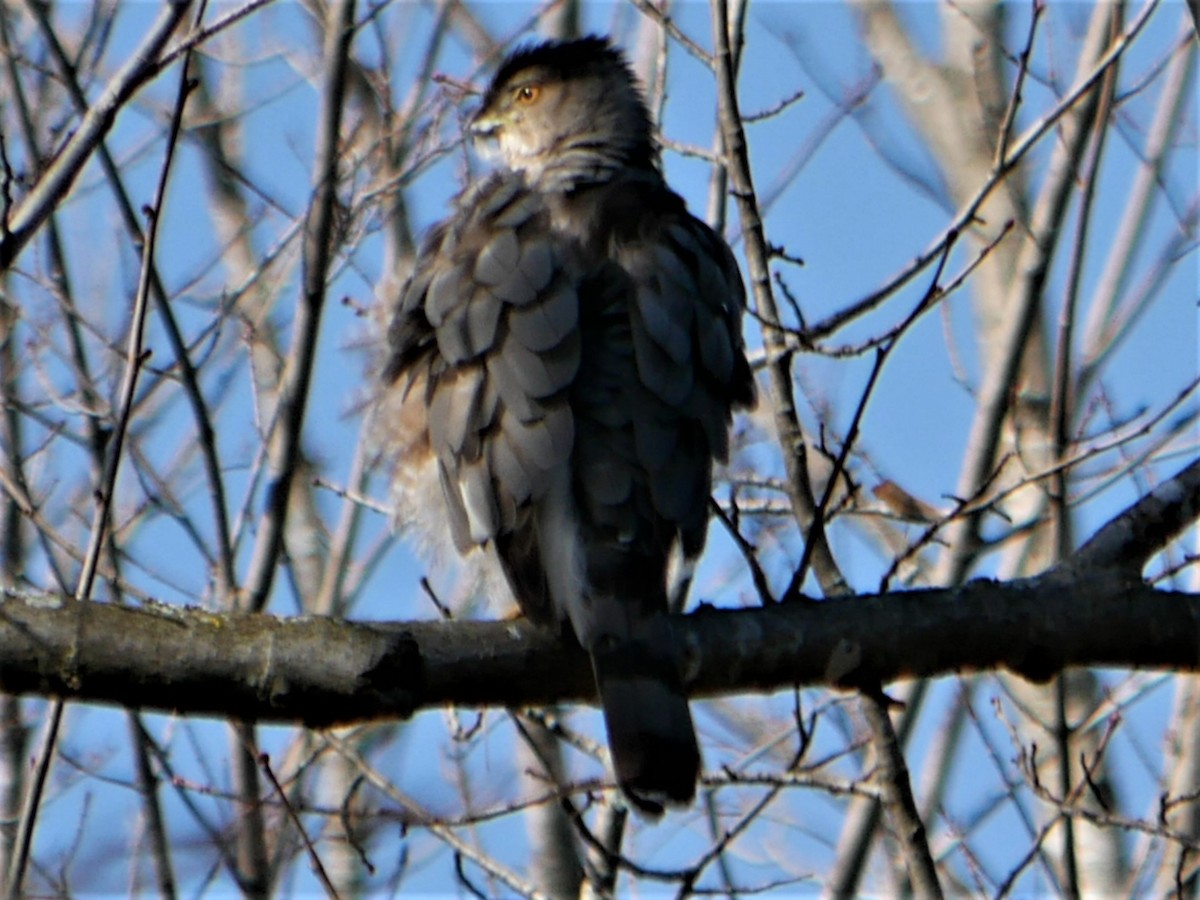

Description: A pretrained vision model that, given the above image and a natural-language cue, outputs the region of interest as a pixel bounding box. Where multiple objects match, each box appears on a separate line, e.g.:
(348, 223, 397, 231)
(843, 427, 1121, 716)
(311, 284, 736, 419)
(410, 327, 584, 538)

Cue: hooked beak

(469, 105, 501, 140)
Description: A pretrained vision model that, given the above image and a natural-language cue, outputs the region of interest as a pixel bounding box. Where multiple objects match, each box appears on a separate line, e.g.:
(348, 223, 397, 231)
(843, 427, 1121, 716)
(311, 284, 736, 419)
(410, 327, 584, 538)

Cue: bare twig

(243, 0, 357, 611)
(0, 0, 190, 269)
(259, 753, 341, 899)
(711, 0, 848, 599)
(26, 0, 238, 598)
(4, 3, 195, 890)
(324, 732, 551, 899)
(859, 690, 943, 899)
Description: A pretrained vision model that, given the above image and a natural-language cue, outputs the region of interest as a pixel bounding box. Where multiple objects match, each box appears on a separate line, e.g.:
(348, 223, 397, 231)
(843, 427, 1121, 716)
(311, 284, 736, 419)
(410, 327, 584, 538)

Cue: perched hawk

(383, 36, 755, 815)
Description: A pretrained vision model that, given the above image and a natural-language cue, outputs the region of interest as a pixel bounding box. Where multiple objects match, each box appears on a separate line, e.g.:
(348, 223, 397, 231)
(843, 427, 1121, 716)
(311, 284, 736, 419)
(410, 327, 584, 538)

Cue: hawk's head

(471, 36, 656, 189)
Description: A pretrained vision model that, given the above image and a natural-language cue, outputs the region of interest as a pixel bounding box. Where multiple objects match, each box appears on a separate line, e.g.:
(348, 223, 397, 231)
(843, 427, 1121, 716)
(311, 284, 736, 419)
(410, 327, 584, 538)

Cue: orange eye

(515, 85, 540, 105)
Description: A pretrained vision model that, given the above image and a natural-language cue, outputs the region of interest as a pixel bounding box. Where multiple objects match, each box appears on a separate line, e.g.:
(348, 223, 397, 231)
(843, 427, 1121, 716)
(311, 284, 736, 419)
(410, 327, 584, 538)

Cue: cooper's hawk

(383, 36, 755, 815)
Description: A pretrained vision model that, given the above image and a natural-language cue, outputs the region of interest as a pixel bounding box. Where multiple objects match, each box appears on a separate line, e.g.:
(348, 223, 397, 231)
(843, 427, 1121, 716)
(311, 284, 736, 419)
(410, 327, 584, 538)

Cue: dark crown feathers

(489, 35, 637, 93)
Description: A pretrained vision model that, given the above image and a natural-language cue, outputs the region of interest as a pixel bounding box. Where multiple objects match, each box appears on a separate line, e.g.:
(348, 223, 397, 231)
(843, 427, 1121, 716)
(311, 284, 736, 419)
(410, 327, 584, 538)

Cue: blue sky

(8, 0, 1197, 893)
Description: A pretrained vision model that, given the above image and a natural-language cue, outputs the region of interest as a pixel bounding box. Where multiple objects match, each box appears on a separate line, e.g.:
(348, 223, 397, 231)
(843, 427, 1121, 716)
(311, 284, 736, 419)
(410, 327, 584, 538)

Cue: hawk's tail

(590, 635, 700, 817)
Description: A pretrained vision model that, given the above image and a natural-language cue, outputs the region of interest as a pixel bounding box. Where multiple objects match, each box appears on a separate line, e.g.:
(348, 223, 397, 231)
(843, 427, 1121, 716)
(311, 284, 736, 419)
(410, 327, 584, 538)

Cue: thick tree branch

(1073, 457, 1200, 573)
(0, 575, 1194, 727)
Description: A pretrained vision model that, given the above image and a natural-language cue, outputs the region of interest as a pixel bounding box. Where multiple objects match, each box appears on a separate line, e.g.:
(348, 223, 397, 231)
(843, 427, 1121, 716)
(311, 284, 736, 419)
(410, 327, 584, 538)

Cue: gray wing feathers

(629, 318, 694, 407)
(624, 243, 695, 406)
(400, 175, 579, 558)
(490, 420, 535, 505)
(638, 247, 696, 364)
(459, 458, 500, 544)
(486, 350, 541, 421)
(631, 410, 677, 472)
(394, 175, 751, 566)
(436, 459, 473, 553)
(424, 265, 461, 328)
(508, 282, 578, 351)
(499, 331, 580, 399)
(501, 405, 574, 471)
(599, 217, 748, 540)
(515, 238, 555, 293)
(386, 169, 755, 816)
(473, 229, 521, 287)
(428, 366, 485, 460)
(665, 222, 748, 400)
